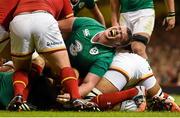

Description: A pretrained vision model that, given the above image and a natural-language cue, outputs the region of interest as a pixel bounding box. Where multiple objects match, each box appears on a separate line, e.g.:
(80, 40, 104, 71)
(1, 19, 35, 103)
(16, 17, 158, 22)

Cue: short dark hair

(118, 28, 132, 47)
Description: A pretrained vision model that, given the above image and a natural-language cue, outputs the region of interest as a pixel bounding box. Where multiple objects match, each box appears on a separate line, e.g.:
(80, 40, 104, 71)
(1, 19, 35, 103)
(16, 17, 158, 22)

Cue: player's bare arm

(163, 0, 176, 31)
(58, 17, 76, 33)
(90, 4, 106, 27)
(110, 0, 120, 26)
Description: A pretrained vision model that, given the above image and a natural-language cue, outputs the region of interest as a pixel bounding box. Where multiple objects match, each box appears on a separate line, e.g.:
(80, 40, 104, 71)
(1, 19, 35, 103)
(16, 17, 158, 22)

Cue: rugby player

(8, 0, 81, 111)
(110, 0, 175, 59)
(58, 17, 131, 97)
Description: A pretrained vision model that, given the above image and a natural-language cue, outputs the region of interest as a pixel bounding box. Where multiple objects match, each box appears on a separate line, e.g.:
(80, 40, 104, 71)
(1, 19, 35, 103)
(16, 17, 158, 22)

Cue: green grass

(0, 95, 180, 117)
(0, 111, 180, 117)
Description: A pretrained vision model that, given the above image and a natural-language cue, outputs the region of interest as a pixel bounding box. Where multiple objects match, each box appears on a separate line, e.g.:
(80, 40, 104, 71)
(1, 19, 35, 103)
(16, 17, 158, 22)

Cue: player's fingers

(57, 93, 70, 99)
(165, 25, 174, 31)
(162, 18, 166, 26)
(56, 97, 69, 103)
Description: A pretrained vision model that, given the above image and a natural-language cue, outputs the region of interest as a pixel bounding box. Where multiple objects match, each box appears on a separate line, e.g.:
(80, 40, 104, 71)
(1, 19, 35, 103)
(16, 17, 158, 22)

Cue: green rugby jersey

(72, 0, 95, 16)
(120, 0, 154, 13)
(65, 17, 115, 78)
(0, 72, 13, 109)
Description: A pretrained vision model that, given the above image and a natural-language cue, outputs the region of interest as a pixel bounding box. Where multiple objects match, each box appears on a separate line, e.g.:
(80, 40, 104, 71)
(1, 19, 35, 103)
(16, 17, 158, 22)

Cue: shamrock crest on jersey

(89, 47, 99, 55)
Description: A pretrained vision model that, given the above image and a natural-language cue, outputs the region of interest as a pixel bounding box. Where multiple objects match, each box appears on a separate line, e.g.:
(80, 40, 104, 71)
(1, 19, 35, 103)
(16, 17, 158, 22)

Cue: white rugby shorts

(120, 9, 155, 36)
(104, 52, 154, 90)
(10, 12, 66, 56)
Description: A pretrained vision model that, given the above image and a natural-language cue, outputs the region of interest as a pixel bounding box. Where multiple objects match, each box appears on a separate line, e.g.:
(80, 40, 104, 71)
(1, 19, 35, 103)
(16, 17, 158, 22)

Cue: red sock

(29, 63, 43, 79)
(13, 70, 29, 96)
(22, 64, 43, 101)
(90, 87, 138, 110)
(23, 86, 29, 101)
(60, 67, 81, 99)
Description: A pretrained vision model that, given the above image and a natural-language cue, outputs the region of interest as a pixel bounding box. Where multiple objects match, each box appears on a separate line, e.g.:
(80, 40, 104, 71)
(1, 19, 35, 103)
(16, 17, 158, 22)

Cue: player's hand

(56, 93, 71, 103)
(162, 15, 175, 31)
(0, 65, 14, 72)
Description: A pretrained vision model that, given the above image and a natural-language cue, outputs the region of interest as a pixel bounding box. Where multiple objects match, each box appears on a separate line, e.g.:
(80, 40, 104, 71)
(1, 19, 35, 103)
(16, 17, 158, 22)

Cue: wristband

(168, 12, 176, 17)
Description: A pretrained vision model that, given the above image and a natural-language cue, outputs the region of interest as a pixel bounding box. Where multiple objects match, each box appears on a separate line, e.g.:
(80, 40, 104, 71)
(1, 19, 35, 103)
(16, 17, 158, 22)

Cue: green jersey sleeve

(89, 56, 113, 77)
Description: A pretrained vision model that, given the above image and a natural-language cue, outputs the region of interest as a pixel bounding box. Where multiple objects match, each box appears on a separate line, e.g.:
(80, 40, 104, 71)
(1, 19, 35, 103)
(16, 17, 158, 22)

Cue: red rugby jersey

(0, 0, 19, 30)
(14, 0, 74, 20)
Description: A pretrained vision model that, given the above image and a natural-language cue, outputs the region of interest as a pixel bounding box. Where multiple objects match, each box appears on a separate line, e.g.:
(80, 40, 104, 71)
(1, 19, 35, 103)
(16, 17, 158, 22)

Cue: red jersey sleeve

(0, 0, 19, 30)
(58, 0, 74, 19)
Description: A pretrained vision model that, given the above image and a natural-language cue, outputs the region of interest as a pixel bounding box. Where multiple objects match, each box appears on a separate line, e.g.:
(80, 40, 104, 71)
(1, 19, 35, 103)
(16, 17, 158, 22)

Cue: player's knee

(140, 76, 162, 97)
(131, 43, 145, 53)
(147, 82, 162, 98)
(132, 34, 149, 46)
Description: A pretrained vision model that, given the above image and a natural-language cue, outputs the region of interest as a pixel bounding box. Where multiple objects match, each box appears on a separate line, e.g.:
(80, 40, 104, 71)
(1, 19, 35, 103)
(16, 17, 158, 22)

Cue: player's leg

(23, 52, 45, 103)
(139, 76, 162, 97)
(34, 12, 81, 100)
(131, 9, 155, 59)
(98, 53, 136, 93)
(90, 85, 146, 110)
(7, 14, 34, 110)
(41, 51, 81, 99)
(7, 56, 32, 111)
(135, 53, 169, 99)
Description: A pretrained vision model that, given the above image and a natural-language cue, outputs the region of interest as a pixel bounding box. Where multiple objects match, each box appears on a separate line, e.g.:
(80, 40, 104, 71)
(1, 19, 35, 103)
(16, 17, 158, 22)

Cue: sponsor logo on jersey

(83, 29, 90, 37)
(89, 47, 99, 55)
(47, 41, 63, 46)
(69, 40, 83, 56)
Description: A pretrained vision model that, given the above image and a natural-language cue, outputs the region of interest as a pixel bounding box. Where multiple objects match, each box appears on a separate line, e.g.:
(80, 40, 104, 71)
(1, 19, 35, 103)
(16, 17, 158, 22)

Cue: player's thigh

(120, 13, 132, 30)
(110, 53, 136, 78)
(102, 70, 127, 92)
(33, 13, 69, 70)
(41, 50, 71, 72)
(133, 9, 155, 36)
(10, 15, 35, 56)
(133, 54, 154, 77)
(139, 76, 161, 97)
(96, 76, 120, 94)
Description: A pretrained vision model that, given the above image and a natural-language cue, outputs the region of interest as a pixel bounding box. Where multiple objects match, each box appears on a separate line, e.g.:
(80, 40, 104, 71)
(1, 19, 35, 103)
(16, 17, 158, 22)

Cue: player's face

(103, 26, 130, 47)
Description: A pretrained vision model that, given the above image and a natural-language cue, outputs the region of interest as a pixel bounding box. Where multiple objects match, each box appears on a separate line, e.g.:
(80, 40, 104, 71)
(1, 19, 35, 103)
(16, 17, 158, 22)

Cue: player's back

(14, 0, 73, 19)
(120, 0, 154, 13)
(65, 17, 115, 77)
(0, 0, 19, 29)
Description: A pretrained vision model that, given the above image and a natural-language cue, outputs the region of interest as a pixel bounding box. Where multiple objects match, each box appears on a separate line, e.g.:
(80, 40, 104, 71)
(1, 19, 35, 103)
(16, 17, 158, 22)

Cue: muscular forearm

(164, 0, 175, 12)
(58, 17, 76, 32)
(79, 73, 101, 97)
(90, 4, 106, 26)
(163, 0, 176, 31)
(110, 0, 120, 26)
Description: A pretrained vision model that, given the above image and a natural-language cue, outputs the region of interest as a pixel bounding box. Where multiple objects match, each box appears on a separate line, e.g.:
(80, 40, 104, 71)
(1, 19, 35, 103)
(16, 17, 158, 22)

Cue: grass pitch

(0, 95, 180, 117)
